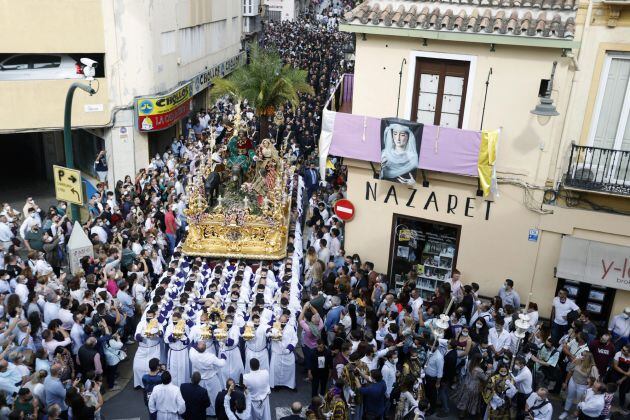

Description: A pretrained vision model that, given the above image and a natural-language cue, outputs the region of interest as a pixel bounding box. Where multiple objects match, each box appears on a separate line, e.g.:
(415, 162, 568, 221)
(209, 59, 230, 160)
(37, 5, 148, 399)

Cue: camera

(80, 58, 98, 81)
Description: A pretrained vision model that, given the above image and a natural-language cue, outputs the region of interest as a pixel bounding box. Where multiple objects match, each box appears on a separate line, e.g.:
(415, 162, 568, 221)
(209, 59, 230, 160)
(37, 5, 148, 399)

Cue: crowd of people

(0, 7, 629, 420)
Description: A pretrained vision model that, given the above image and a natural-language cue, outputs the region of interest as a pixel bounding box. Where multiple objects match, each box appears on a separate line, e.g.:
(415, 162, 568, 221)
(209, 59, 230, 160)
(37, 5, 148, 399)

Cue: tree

(209, 46, 314, 140)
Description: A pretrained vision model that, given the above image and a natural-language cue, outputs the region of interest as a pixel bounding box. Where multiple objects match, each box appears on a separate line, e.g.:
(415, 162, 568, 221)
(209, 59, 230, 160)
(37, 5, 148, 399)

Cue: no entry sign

(334, 199, 355, 221)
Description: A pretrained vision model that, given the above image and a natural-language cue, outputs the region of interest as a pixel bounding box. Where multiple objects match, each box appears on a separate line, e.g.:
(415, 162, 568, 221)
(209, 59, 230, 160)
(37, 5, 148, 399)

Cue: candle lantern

(514, 313, 530, 339)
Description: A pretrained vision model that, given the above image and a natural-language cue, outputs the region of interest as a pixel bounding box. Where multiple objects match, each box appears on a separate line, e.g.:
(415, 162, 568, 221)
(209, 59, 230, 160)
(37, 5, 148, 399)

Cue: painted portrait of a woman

(380, 122, 419, 184)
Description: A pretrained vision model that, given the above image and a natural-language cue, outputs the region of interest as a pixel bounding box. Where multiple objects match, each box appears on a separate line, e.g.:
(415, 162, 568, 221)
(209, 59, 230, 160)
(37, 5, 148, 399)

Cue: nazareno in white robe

(218, 326, 244, 385)
(133, 319, 163, 388)
(245, 325, 270, 373)
(269, 326, 297, 389)
(164, 323, 191, 387)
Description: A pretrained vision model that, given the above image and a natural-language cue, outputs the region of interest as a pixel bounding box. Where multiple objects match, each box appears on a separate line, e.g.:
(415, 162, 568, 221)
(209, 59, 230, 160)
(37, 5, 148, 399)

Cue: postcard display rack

(391, 217, 459, 299)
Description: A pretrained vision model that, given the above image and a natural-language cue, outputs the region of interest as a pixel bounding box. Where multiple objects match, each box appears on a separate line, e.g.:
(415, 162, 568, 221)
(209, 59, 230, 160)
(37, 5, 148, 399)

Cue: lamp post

(63, 82, 96, 222)
(531, 61, 560, 124)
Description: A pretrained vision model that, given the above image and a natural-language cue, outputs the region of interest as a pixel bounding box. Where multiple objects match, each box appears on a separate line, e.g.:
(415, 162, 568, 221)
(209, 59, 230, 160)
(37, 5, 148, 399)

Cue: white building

(264, 0, 310, 22)
(0, 0, 244, 193)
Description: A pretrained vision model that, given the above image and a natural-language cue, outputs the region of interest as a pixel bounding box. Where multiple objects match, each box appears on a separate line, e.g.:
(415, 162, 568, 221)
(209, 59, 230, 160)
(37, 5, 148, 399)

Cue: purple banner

(327, 112, 481, 177)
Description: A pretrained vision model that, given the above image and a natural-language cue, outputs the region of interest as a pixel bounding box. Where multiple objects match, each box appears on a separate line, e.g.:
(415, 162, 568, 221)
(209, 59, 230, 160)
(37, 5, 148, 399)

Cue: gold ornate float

(182, 117, 294, 260)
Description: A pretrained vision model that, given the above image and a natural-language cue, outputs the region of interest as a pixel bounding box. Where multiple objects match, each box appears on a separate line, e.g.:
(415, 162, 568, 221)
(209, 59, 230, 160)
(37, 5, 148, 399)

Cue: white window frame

(587, 52, 630, 151)
(404, 51, 477, 130)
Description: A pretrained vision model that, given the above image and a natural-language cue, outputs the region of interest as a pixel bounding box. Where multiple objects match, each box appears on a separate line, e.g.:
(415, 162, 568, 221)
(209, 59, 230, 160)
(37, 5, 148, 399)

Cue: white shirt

(577, 389, 605, 417)
(409, 296, 423, 322)
(0, 223, 14, 242)
(70, 323, 86, 355)
(609, 313, 630, 338)
(382, 360, 397, 397)
(526, 393, 552, 420)
(14, 283, 28, 305)
(58, 308, 74, 330)
(488, 328, 511, 352)
(189, 348, 226, 380)
(148, 383, 186, 418)
(90, 225, 108, 243)
(552, 297, 579, 326)
(43, 301, 60, 325)
(513, 366, 532, 394)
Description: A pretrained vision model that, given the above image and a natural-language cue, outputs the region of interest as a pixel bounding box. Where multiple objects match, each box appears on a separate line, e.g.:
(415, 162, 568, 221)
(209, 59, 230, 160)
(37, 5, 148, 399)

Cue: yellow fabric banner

(478, 130, 499, 196)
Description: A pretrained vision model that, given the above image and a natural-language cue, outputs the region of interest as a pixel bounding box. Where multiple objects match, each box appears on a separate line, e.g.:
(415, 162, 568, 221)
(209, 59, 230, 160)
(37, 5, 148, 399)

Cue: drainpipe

(548, 0, 593, 188)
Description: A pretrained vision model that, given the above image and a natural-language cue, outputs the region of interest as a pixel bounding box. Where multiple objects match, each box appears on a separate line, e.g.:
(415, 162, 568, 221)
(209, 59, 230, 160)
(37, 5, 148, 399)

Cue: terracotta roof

(343, 0, 577, 39)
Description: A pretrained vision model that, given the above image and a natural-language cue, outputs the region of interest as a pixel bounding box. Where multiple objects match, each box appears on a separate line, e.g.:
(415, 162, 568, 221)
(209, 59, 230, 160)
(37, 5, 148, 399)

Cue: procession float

(182, 110, 295, 259)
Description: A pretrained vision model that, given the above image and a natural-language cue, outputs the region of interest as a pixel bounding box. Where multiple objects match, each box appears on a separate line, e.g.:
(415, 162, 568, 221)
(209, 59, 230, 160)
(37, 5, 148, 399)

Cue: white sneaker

(558, 412, 569, 420)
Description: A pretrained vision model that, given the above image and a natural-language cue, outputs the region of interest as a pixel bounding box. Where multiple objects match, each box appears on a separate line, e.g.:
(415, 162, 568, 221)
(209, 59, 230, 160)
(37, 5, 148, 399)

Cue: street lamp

(63, 60, 97, 222)
(531, 61, 559, 125)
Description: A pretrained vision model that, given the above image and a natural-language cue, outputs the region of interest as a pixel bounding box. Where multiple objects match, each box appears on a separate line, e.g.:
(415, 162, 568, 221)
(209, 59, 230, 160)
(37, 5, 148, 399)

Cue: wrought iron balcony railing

(564, 144, 630, 196)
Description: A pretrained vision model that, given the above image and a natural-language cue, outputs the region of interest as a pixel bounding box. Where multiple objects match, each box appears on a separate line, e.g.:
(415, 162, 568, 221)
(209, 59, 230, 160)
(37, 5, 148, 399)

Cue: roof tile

(344, 0, 577, 39)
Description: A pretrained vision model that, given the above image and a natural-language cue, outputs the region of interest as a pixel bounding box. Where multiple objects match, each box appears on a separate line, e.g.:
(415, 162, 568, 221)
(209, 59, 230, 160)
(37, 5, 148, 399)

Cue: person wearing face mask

(525, 387, 552, 420)
(424, 340, 444, 416)
(244, 314, 270, 373)
(610, 343, 630, 412)
(488, 319, 511, 359)
(133, 310, 164, 389)
(589, 332, 615, 378)
(608, 307, 630, 352)
(512, 355, 533, 420)
(531, 337, 560, 388)
(482, 364, 516, 420)
(550, 288, 580, 345)
(269, 314, 297, 389)
(222, 315, 245, 387)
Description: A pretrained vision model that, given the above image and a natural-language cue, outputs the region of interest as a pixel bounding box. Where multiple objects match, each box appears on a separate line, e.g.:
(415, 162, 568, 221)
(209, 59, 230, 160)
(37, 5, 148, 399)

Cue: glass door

(388, 214, 461, 300)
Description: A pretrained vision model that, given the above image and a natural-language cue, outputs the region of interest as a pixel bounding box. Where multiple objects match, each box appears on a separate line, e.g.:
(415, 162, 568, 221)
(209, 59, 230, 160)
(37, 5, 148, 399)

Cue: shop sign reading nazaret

(364, 181, 494, 221)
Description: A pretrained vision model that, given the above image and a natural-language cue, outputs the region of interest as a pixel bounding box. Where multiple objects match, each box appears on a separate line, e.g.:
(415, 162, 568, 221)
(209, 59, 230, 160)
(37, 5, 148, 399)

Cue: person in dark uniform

(180, 371, 211, 420)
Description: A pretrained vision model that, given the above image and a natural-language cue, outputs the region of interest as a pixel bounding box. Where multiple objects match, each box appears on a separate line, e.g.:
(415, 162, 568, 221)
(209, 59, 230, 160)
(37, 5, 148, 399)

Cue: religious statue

(226, 129, 255, 173)
(251, 138, 280, 199)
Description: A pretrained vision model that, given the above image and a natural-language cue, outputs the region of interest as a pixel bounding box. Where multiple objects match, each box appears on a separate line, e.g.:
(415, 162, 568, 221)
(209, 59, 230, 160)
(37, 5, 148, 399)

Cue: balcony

(564, 144, 630, 196)
(319, 72, 498, 192)
(243, 15, 262, 35)
(242, 0, 260, 17)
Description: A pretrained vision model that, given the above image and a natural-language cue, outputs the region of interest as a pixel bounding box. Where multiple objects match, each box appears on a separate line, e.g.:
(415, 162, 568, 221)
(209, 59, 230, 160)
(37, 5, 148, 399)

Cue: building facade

(264, 0, 310, 22)
(326, 0, 630, 324)
(0, 0, 244, 191)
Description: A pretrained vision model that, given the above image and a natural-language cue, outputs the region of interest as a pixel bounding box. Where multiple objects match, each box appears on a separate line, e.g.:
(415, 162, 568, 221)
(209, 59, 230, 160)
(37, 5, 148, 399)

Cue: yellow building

(324, 0, 630, 324)
(0, 0, 249, 190)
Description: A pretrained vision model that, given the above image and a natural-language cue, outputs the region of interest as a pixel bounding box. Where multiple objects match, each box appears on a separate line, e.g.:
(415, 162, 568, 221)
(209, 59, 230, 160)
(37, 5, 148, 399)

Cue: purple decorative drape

(326, 112, 481, 177)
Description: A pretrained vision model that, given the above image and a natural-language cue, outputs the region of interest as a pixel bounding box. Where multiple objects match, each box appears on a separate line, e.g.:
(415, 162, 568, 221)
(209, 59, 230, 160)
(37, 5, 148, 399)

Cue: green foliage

(209, 46, 314, 116)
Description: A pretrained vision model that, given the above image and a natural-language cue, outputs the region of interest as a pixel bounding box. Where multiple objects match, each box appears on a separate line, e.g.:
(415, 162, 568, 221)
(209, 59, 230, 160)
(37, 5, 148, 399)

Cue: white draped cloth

(164, 323, 190, 387)
(269, 327, 297, 389)
(243, 369, 272, 420)
(148, 383, 186, 420)
(189, 347, 226, 416)
(245, 325, 270, 373)
(219, 326, 245, 385)
(133, 319, 163, 388)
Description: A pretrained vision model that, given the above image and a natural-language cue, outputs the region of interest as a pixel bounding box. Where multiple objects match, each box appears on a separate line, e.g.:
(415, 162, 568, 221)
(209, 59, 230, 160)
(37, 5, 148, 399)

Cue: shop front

(389, 214, 460, 299)
(556, 236, 630, 326)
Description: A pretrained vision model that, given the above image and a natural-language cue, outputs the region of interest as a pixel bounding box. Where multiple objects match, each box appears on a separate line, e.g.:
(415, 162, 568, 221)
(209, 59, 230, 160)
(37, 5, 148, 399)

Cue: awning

(557, 236, 630, 291)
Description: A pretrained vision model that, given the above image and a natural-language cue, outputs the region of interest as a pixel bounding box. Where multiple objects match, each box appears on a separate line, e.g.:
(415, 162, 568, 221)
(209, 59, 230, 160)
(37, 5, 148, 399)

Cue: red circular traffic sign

(334, 199, 355, 221)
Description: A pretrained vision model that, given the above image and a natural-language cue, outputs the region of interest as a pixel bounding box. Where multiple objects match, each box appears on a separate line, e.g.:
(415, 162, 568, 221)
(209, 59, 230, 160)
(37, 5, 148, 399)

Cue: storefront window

(388, 214, 460, 299)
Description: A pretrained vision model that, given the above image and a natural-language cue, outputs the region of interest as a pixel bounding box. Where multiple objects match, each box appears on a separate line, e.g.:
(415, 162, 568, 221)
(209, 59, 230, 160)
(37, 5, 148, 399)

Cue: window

(589, 53, 630, 152)
(1, 55, 29, 70)
(161, 31, 176, 55)
(410, 58, 470, 128)
(31, 55, 61, 69)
